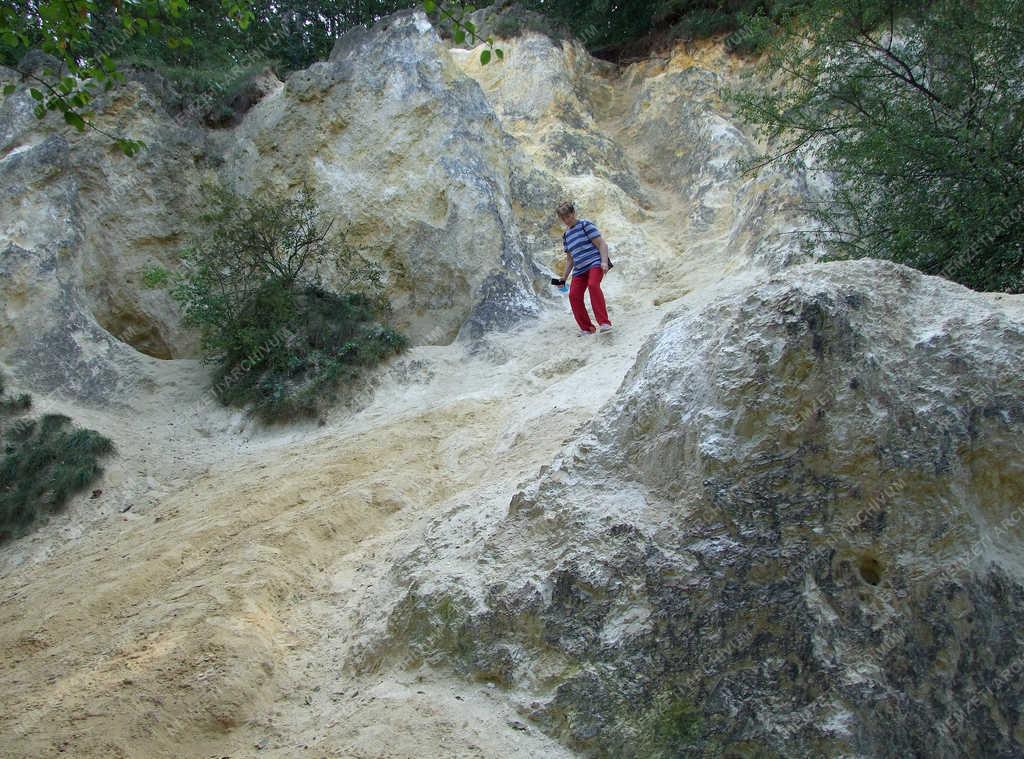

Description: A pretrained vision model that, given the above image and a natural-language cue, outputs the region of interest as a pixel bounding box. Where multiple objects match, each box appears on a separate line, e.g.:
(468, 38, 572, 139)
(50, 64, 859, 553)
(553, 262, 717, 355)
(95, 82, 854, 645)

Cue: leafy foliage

(0, 373, 114, 542)
(1, 1, 501, 147)
(0, 0, 257, 154)
(731, 0, 1024, 292)
(142, 265, 171, 288)
(209, 286, 408, 421)
(172, 183, 407, 422)
(503, 0, 794, 56)
(424, 1, 504, 63)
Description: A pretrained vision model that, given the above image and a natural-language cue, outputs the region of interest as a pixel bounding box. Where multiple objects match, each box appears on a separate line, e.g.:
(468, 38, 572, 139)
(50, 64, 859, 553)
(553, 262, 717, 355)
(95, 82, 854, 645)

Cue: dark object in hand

(551, 277, 566, 286)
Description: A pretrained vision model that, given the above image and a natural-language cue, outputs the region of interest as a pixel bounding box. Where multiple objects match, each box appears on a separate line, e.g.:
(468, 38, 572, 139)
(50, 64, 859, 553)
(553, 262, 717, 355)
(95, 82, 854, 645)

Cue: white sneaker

(598, 323, 613, 333)
(579, 329, 594, 336)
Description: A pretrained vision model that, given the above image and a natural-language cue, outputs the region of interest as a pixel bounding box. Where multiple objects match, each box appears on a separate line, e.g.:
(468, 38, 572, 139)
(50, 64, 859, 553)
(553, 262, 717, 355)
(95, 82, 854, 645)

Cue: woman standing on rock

(555, 201, 613, 335)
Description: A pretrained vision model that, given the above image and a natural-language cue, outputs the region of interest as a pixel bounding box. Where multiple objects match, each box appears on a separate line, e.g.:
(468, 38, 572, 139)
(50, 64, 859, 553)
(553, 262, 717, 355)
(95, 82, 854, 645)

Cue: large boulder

(219, 10, 541, 344)
(357, 259, 1024, 757)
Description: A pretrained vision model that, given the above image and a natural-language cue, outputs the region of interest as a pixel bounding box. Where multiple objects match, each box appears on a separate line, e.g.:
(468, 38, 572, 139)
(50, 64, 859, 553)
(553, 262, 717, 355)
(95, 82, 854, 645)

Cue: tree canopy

(732, 0, 1024, 292)
(0, 1, 500, 152)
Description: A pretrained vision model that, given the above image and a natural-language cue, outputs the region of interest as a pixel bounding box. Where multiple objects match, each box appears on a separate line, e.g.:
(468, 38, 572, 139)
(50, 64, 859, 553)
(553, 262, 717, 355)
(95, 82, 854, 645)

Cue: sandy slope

(0, 41, 764, 759)
(0, 293, 695, 758)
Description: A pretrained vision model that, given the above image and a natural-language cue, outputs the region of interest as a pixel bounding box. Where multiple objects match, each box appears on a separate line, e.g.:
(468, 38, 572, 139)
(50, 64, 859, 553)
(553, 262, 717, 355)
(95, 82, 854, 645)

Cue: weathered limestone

(219, 10, 541, 344)
(1, 9, 817, 400)
(3, 11, 1022, 757)
(1, 55, 211, 400)
(364, 259, 1024, 757)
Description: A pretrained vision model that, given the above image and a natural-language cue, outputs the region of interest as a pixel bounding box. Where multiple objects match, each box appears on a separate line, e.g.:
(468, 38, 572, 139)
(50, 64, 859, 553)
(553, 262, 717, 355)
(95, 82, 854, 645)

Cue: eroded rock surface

(363, 260, 1024, 757)
(219, 10, 542, 344)
(3, 8, 1020, 759)
(1, 10, 818, 400)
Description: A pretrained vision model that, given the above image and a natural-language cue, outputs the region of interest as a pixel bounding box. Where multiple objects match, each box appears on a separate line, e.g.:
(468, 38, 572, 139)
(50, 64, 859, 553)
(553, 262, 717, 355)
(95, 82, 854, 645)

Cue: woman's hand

(595, 236, 611, 273)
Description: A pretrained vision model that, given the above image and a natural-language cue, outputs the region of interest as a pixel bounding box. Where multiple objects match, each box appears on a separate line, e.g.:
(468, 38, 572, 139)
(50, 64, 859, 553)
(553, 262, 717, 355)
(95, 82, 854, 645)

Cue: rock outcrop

(217, 10, 543, 344)
(360, 259, 1024, 757)
(0, 10, 817, 401)
(0, 54, 213, 399)
(3, 7, 1021, 759)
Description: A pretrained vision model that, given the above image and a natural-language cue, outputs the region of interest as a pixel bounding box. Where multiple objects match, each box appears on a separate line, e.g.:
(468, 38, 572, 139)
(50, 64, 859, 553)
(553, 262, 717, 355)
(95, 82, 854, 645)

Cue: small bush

(0, 375, 114, 542)
(671, 8, 739, 39)
(210, 286, 407, 421)
(173, 182, 407, 422)
(0, 392, 31, 414)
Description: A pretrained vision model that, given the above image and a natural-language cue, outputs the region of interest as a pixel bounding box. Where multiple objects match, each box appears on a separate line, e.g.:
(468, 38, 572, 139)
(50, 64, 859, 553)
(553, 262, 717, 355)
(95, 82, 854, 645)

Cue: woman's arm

(593, 236, 610, 270)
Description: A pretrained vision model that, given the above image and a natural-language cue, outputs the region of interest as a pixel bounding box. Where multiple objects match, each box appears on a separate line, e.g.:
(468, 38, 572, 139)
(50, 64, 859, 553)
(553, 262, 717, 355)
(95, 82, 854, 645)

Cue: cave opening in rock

(97, 311, 175, 360)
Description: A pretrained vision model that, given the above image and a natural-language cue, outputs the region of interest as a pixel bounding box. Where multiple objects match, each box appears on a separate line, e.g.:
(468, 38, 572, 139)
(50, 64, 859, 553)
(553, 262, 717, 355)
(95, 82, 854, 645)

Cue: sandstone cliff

(0, 9, 1021, 759)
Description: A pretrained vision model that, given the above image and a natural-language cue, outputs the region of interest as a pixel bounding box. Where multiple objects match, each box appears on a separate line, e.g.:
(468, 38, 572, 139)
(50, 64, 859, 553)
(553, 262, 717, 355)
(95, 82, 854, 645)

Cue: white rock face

(0, 12, 817, 400)
(363, 259, 1024, 757)
(0, 54, 212, 400)
(218, 10, 541, 344)
(2, 9, 1021, 759)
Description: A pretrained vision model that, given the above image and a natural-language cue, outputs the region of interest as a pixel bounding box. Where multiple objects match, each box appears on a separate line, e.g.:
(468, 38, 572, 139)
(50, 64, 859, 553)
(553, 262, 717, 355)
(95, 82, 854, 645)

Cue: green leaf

(480, 49, 490, 65)
(454, 29, 465, 44)
(3, 84, 15, 96)
(29, 88, 43, 101)
(423, 0, 436, 12)
(33, 104, 45, 119)
(495, 48, 504, 60)
(63, 110, 86, 131)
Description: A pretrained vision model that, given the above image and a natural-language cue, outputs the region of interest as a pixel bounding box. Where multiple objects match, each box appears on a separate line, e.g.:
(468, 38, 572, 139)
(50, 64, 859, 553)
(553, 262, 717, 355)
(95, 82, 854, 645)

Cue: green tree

(172, 183, 407, 422)
(0, 0, 258, 153)
(494, 0, 789, 56)
(1, 1, 502, 151)
(731, 0, 1024, 292)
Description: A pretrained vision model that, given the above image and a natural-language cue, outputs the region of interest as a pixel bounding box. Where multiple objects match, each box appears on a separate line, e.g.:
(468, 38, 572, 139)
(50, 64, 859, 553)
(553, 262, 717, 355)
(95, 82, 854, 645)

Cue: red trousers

(569, 267, 610, 332)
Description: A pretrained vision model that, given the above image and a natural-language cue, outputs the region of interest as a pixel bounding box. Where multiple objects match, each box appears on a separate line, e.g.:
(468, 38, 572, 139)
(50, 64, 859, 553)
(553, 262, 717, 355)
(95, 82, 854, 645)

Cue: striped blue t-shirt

(563, 219, 603, 277)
